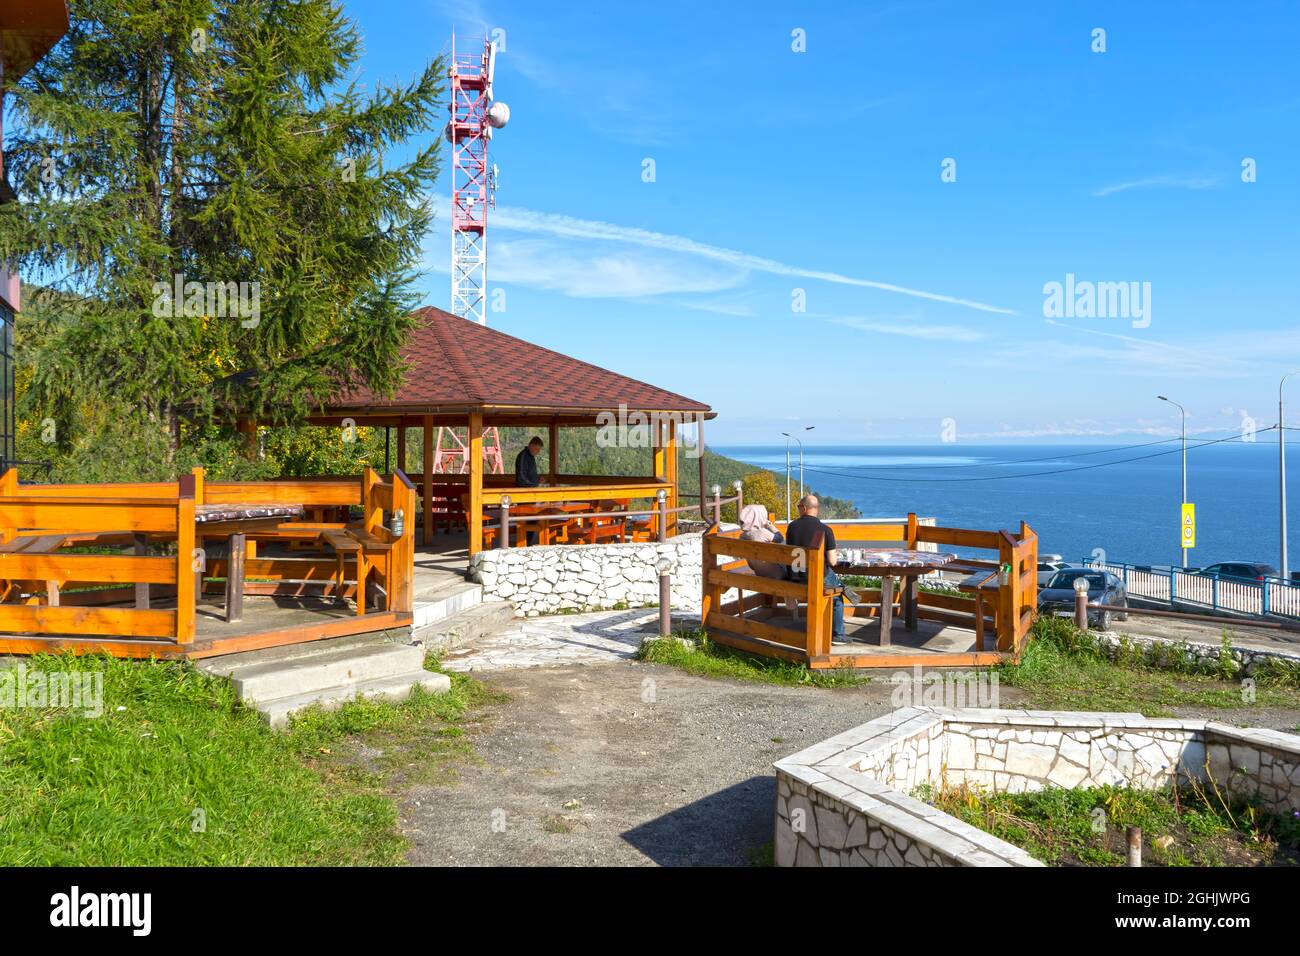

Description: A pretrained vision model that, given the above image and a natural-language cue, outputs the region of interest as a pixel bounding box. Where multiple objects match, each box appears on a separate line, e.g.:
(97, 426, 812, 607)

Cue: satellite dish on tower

(487, 101, 510, 129)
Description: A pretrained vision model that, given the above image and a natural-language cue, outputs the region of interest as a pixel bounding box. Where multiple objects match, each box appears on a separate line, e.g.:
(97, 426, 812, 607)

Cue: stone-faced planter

(774, 707, 1300, 867)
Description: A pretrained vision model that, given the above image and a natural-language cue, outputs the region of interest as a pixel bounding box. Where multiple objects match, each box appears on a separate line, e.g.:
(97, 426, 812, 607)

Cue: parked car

(1192, 562, 1277, 583)
(1038, 569, 1129, 630)
(1036, 554, 1072, 587)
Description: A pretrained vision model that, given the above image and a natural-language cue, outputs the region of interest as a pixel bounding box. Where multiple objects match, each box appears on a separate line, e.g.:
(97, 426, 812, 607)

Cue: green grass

(0, 652, 500, 865)
(917, 779, 1300, 866)
(997, 616, 1300, 715)
(636, 630, 868, 688)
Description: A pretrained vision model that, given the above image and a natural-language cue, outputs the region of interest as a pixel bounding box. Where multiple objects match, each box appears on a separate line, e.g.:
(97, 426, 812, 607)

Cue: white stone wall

(468, 534, 703, 617)
(775, 707, 1300, 867)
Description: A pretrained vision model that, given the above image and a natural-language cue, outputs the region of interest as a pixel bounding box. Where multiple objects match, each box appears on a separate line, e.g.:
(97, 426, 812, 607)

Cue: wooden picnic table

(836, 549, 957, 647)
(194, 504, 305, 623)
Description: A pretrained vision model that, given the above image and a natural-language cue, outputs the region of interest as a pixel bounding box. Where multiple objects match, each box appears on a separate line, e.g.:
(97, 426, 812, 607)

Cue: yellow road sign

(1181, 502, 1195, 549)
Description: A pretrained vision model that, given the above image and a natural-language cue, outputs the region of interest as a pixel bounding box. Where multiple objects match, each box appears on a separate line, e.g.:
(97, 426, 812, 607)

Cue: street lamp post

(780, 433, 792, 522)
(1280, 373, 1300, 580)
(1158, 395, 1188, 568)
(800, 425, 815, 497)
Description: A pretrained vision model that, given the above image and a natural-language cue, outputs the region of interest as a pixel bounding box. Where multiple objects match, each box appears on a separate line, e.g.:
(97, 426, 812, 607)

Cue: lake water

(715, 442, 1300, 571)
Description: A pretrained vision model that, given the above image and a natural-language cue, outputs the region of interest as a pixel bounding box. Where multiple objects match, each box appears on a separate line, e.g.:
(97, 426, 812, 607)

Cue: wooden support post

(806, 543, 826, 657)
(176, 474, 197, 645)
(700, 533, 719, 628)
(422, 416, 434, 546)
(879, 575, 894, 647)
(0, 467, 16, 545)
(396, 419, 407, 475)
(225, 532, 245, 623)
(665, 420, 678, 538)
(134, 534, 150, 609)
(548, 421, 559, 483)
(904, 575, 918, 631)
(906, 512, 919, 550)
(356, 551, 368, 616)
(45, 580, 60, 607)
(468, 412, 484, 556)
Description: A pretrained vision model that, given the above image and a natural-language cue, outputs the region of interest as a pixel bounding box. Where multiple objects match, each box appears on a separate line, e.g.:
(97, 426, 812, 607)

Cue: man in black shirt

(515, 436, 543, 488)
(785, 495, 847, 643)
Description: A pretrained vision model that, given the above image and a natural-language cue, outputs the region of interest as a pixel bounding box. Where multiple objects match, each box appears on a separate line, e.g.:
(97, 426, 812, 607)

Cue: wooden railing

(701, 514, 1038, 668)
(0, 466, 416, 655)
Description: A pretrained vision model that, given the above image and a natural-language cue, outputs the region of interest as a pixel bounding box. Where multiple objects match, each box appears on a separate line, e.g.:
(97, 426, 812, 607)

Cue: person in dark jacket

(515, 436, 543, 488)
(785, 495, 847, 643)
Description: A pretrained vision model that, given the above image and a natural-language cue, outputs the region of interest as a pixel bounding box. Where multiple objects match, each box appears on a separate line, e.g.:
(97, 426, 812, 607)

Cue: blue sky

(354, 1, 1299, 444)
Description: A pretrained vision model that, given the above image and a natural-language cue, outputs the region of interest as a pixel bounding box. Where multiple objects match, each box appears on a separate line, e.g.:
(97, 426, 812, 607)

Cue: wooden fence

(0, 466, 415, 658)
(701, 514, 1038, 669)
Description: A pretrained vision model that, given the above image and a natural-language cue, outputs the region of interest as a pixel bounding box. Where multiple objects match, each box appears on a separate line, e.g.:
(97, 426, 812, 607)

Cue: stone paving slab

(439, 609, 690, 672)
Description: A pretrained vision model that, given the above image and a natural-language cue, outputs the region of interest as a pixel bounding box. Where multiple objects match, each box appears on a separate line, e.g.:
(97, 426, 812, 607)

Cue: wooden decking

(0, 467, 417, 659)
(701, 516, 1039, 669)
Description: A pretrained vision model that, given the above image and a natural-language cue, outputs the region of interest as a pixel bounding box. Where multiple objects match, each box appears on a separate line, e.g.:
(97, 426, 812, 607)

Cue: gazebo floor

(0, 595, 411, 660)
(735, 607, 1007, 669)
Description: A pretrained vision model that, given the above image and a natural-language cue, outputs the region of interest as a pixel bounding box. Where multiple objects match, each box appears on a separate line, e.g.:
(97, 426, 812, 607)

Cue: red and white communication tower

(438, 32, 510, 475)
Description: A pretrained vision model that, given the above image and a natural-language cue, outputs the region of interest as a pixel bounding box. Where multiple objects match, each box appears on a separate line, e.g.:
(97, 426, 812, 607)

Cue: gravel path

(397, 652, 1300, 866)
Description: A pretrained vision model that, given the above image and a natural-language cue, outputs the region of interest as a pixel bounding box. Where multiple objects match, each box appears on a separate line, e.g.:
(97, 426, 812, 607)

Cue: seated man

(514, 435, 544, 488)
(784, 495, 847, 644)
(514, 436, 544, 545)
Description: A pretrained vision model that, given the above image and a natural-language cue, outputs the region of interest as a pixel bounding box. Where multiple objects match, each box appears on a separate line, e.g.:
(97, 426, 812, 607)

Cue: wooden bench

(957, 570, 999, 651)
(0, 534, 74, 604)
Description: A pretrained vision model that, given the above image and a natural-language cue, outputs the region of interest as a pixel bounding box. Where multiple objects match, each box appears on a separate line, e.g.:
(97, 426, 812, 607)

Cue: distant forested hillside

(498, 427, 859, 519)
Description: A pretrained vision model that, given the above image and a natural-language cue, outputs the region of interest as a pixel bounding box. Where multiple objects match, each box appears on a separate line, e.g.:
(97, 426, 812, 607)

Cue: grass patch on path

(997, 617, 1300, 716)
(637, 630, 867, 688)
(0, 652, 500, 866)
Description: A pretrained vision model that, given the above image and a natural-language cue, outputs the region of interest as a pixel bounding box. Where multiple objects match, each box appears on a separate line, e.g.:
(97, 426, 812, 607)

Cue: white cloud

(1092, 175, 1219, 198)
(489, 238, 745, 299)
(824, 314, 987, 342)
(486, 203, 1017, 314)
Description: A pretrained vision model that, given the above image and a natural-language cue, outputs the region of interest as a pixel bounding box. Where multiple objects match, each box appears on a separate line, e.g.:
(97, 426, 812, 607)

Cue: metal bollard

(1074, 575, 1089, 629)
(657, 557, 672, 636)
(656, 489, 667, 544)
(733, 480, 743, 521)
(499, 495, 511, 549)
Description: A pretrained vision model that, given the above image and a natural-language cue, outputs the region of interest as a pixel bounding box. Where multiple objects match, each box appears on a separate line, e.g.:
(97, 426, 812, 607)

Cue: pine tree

(0, 0, 442, 455)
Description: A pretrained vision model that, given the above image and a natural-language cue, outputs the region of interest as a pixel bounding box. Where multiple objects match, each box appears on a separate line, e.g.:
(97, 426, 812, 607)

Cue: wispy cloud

(489, 238, 745, 299)
(1092, 174, 1220, 198)
(487, 204, 1016, 314)
(825, 314, 987, 342)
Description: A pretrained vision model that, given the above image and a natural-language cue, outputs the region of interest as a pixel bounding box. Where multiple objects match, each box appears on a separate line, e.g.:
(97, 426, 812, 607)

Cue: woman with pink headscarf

(739, 503, 788, 579)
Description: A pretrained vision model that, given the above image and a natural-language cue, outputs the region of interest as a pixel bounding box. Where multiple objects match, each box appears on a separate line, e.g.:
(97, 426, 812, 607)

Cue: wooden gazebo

(294, 307, 715, 556)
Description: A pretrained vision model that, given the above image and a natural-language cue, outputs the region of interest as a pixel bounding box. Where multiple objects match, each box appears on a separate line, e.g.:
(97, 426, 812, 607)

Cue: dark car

(1193, 562, 1277, 583)
(1038, 569, 1129, 630)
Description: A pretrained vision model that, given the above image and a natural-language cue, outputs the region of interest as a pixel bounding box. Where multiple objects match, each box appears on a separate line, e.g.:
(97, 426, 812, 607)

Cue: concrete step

(414, 600, 517, 652)
(226, 642, 426, 703)
(412, 579, 483, 629)
(257, 670, 451, 729)
(196, 632, 397, 678)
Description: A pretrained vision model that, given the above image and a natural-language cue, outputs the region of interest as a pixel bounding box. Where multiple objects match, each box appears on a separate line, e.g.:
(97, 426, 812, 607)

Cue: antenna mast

(440, 32, 509, 476)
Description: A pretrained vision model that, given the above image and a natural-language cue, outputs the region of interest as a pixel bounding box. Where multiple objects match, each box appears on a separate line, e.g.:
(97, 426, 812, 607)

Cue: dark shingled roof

(333, 306, 712, 415)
